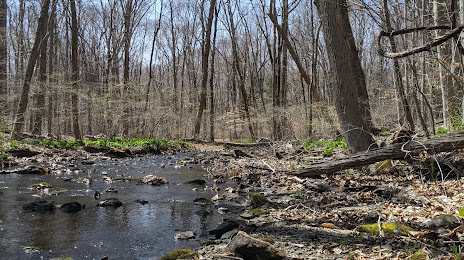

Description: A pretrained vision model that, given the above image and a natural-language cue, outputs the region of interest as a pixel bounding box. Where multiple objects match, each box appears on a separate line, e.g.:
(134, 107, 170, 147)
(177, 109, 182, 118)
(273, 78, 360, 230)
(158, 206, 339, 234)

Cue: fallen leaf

(320, 223, 338, 229)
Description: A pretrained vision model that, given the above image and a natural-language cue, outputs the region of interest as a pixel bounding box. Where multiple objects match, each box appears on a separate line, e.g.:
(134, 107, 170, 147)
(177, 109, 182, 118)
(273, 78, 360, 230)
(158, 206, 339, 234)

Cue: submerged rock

(60, 202, 82, 213)
(141, 175, 168, 185)
(23, 201, 56, 212)
(182, 179, 206, 185)
(209, 220, 239, 239)
(227, 231, 287, 260)
(135, 199, 149, 205)
(97, 198, 122, 207)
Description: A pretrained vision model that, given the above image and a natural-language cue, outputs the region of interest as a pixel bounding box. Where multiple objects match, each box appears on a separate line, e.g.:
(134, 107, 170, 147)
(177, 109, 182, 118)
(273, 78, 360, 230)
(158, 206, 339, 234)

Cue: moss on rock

(357, 222, 413, 236)
(250, 193, 269, 207)
(161, 249, 198, 260)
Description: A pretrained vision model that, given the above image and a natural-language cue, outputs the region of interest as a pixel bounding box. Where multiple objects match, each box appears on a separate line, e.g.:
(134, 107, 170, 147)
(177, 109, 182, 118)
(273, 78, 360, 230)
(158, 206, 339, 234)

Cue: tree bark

(70, 0, 81, 139)
(12, 0, 51, 138)
(315, 0, 376, 153)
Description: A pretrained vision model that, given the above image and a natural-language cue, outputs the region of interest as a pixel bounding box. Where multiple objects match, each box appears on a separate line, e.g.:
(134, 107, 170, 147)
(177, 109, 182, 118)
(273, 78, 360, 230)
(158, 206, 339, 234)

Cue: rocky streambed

(0, 149, 234, 259)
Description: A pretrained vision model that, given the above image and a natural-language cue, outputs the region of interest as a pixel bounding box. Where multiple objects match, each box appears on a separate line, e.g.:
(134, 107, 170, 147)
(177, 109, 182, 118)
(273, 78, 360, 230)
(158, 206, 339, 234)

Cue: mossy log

(288, 132, 464, 177)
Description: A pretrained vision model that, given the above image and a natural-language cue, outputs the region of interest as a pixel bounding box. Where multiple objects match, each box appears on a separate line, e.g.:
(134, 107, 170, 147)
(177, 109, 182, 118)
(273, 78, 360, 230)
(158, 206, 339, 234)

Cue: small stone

(174, 231, 195, 240)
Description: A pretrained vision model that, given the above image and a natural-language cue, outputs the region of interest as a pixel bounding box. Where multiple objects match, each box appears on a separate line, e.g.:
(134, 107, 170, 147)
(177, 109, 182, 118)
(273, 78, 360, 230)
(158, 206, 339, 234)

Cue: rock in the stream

(227, 231, 287, 260)
(174, 231, 195, 240)
(23, 201, 56, 212)
(209, 220, 239, 239)
(135, 199, 149, 205)
(141, 175, 168, 185)
(97, 198, 122, 207)
(182, 179, 206, 185)
(81, 159, 95, 165)
(195, 209, 210, 218)
(3, 165, 46, 175)
(60, 202, 83, 213)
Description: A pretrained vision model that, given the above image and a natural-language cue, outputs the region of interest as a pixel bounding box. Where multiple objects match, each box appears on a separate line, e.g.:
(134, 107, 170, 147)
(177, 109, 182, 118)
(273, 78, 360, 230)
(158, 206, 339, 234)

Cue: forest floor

(191, 140, 464, 260)
(2, 135, 464, 259)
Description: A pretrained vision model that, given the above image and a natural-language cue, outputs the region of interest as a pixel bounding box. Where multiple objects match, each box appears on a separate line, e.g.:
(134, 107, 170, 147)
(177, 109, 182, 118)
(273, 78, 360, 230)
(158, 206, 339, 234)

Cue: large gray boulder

(227, 231, 287, 260)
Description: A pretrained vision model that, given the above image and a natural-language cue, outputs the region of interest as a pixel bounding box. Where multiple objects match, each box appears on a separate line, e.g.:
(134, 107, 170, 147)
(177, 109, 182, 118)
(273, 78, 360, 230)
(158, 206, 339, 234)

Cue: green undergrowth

(298, 137, 348, 156)
(39, 137, 190, 149)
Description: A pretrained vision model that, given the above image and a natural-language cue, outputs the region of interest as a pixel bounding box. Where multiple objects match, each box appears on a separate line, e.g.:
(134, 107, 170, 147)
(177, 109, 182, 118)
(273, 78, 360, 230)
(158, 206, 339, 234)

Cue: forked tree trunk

(193, 0, 216, 139)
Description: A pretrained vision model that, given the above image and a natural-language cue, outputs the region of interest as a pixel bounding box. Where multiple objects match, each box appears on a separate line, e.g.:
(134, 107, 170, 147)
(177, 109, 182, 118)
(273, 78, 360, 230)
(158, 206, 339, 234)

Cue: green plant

(303, 138, 348, 157)
(10, 141, 21, 149)
(294, 189, 302, 198)
(289, 163, 297, 171)
(453, 243, 463, 260)
(435, 127, 449, 135)
(39, 137, 190, 150)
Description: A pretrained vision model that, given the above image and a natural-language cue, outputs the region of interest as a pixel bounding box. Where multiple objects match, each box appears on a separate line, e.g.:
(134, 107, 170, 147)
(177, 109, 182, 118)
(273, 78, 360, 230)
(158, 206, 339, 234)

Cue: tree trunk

(382, 0, 415, 132)
(70, 0, 81, 139)
(12, 0, 51, 138)
(209, 5, 219, 142)
(122, 0, 133, 137)
(227, 1, 255, 139)
(315, 0, 376, 153)
(434, 0, 455, 129)
(193, 0, 216, 139)
(0, 0, 6, 120)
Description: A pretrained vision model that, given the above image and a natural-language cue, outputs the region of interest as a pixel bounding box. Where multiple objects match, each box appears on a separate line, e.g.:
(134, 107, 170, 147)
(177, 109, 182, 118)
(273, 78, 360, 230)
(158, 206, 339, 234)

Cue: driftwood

(289, 132, 464, 177)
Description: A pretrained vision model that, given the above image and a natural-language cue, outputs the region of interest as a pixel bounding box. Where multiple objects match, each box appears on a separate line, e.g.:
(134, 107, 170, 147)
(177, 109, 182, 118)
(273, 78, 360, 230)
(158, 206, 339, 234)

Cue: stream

(0, 153, 226, 259)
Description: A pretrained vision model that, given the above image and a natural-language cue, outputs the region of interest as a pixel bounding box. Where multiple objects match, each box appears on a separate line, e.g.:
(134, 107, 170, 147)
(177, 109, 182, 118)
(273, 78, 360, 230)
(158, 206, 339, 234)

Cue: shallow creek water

(0, 153, 225, 259)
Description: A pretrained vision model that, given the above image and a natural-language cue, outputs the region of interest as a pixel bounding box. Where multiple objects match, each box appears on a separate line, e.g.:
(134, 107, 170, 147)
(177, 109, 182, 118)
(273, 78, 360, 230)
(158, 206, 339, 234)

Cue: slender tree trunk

(0, 0, 6, 120)
(209, 5, 219, 142)
(122, 0, 133, 136)
(315, 0, 376, 153)
(227, 1, 255, 139)
(433, 0, 455, 129)
(193, 0, 216, 139)
(383, 0, 415, 131)
(12, 0, 51, 138)
(47, 4, 56, 136)
(70, 0, 81, 139)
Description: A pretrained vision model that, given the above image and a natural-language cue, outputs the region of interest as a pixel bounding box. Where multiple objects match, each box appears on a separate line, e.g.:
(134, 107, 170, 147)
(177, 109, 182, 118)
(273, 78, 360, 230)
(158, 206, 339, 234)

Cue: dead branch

(377, 25, 464, 58)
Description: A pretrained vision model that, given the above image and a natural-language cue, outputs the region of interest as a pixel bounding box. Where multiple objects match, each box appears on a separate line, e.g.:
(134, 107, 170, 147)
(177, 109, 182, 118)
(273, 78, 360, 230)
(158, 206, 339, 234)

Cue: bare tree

(193, 0, 216, 139)
(12, 0, 51, 138)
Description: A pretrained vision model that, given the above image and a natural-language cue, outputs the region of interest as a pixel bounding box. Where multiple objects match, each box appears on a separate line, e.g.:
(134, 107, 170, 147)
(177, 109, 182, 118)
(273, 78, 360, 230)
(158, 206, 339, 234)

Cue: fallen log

(288, 132, 464, 177)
